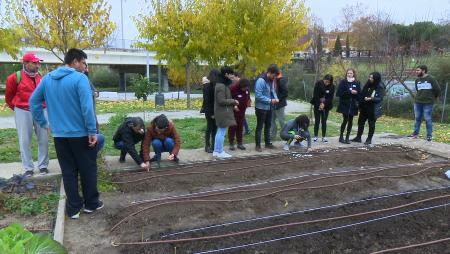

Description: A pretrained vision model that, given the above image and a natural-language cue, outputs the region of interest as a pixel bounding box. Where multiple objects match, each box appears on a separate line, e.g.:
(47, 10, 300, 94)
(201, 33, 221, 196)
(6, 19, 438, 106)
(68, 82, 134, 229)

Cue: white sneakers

(213, 151, 232, 158)
(283, 144, 290, 151)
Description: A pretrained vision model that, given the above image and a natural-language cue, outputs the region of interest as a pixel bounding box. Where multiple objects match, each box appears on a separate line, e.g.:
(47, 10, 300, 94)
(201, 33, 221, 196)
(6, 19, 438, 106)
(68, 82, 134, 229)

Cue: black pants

(205, 115, 217, 148)
(54, 137, 100, 217)
(313, 109, 330, 137)
(356, 109, 376, 140)
(340, 114, 354, 138)
(255, 108, 272, 147)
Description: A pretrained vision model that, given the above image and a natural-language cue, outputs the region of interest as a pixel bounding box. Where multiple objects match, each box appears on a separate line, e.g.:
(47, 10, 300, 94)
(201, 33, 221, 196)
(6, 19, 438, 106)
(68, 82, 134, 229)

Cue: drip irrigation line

(370, 237, 450, 254)
(110, 164, 447, 232)
(111, 194, 450, 246)
(107, 149, 412, 181)
(113, 153, 286, 175)
(161, 185, 450, 238)
(130, 162, 425, 206)
(192, 202, 450, 254)
(127, 162, 426, 208)
(105, 149, 420, 185)
(106, 156, 312, 184)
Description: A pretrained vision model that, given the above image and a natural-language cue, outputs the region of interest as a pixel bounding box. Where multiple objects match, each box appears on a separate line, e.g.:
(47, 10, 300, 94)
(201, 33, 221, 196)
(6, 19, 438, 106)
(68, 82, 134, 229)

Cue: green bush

(383, 97, 450, 123)
(282, 63, 316, 101)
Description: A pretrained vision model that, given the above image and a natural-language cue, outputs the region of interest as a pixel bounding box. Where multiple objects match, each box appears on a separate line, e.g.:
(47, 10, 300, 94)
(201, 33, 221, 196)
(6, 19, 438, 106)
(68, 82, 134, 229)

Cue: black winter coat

(274, 77, 288, 109)
(201, 82, 215, 117)
(336, 79, 361, 116)
(113, 121, 145, 165)
(358, 82, 385, 119)
(310, 80, 335, 111)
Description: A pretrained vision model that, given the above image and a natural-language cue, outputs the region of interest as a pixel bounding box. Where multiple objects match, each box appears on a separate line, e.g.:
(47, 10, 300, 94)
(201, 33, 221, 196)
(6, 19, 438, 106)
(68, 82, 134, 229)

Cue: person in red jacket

(228, 78, 251, 150)
(5, 53, 49, 177)
(142, 114, 181, 170)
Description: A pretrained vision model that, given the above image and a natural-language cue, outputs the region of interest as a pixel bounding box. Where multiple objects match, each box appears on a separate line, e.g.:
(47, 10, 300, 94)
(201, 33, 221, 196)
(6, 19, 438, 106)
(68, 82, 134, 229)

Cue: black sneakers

(39, 168, 49, 175)
(24, 171, 34, 177)
(84, 200, 104, 213)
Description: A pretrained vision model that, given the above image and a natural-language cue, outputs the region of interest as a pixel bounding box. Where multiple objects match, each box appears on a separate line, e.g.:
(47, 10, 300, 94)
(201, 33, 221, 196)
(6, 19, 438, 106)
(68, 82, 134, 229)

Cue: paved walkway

(1, 134, 449, 179)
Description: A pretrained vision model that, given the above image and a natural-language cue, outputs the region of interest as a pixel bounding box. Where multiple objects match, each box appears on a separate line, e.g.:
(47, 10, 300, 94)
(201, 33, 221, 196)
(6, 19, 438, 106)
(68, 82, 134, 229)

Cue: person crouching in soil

(113, 117, 146, 170)
(142, 114, 181, 169)
(280, 115, 311, 151)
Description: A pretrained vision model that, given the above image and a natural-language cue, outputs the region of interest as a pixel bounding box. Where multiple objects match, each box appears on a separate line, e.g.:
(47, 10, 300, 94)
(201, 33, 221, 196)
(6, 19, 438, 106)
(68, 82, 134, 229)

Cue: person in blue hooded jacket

(29, 48, 103, 220)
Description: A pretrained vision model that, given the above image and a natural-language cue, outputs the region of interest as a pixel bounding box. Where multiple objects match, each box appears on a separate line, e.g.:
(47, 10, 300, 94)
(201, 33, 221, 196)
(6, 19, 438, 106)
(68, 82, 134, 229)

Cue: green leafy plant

(132, 75, 157, 101)
(4, 193, 59, 216)
(0, 223, 66, 254)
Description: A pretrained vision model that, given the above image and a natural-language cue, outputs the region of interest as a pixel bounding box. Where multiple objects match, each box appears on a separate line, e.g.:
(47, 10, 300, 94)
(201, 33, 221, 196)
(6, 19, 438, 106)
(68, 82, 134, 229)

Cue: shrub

(383, 97, 450, 123)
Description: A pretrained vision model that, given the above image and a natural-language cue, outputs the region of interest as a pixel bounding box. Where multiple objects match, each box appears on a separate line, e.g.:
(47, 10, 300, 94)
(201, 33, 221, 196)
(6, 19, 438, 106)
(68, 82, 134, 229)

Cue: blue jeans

(152, 138, 174, 160)
(214, 127, 228, 153)
(413, 103, 434, 137)
(96, 133, 105, 153)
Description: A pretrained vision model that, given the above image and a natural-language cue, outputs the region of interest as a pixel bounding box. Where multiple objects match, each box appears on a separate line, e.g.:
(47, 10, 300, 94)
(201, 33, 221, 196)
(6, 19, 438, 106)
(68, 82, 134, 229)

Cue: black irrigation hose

(125, 162, 433, 208)
(110, 196, 450, 247)
(130, 162, 430, 207)
(192, 202, 450, 254)
(160, 185, 450, 239)
(110, 164, 448, 232)
(105, 149, 417, 185)
(370, 237, 450, 254)
(114, 146, 414, 176)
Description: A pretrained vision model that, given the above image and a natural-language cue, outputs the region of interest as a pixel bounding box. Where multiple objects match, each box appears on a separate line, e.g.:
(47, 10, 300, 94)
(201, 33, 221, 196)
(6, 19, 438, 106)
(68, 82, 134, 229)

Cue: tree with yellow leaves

(135, 0, 202, 109)
(6, 0, 115, 61)
(136, 0, 309, 107)
(0, 2, 22, 58)
(198, 0, 310, 77)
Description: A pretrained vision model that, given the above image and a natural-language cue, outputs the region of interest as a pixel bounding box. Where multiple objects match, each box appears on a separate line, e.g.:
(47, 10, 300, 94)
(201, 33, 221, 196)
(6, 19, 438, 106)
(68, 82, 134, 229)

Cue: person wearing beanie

(142, 114, 181, 169)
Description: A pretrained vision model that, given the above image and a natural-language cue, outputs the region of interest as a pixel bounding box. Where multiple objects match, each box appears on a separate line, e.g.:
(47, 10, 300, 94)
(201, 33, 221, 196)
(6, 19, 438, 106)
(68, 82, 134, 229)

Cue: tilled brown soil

(63, 145, 450, 254)
(103, 145, 450, 254)
(121, 188, 450, 254)
(113, 146, 429, 194)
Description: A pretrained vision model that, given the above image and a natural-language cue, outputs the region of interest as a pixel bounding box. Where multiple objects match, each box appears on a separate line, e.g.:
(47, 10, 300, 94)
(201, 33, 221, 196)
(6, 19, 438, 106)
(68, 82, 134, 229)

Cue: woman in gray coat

(213, 67, 238, 158)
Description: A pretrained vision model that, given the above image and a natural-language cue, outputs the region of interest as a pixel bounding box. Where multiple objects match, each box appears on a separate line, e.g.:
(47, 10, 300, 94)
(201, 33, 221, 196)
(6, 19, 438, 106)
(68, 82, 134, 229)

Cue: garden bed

(0, 175, 60, 234)
(63, 145, 450, 254)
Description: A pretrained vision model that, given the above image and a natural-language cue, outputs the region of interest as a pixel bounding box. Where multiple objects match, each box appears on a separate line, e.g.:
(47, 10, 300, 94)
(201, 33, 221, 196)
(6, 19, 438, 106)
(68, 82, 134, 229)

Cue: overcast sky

(109, 0, 449, 41)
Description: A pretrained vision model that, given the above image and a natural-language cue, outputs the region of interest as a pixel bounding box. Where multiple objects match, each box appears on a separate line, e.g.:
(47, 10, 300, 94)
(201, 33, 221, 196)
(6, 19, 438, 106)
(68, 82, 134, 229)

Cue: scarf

(347, 77, 355, 82)
(23, 66, 38, 78)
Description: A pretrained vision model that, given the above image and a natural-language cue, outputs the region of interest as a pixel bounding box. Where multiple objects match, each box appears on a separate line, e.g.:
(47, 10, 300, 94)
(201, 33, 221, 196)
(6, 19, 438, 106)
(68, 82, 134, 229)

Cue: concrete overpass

(0, 47, 168, 91)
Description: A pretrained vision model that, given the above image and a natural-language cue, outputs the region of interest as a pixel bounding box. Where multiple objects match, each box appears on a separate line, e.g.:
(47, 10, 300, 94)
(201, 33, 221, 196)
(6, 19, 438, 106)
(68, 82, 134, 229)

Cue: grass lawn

(0, 98, 203, 117)
(0, 111, 449, 163)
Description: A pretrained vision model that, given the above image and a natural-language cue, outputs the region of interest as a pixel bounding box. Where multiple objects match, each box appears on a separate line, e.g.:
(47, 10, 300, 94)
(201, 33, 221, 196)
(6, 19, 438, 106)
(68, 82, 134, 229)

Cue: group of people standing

(311, 65, 441, 145)
(312, 68, 387, 145)
(201, 64, 289, 158)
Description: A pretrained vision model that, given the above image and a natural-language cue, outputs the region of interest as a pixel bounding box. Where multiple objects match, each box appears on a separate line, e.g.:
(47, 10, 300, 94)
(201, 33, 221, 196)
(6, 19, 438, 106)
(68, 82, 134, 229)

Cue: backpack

(15, 70, 42, 85)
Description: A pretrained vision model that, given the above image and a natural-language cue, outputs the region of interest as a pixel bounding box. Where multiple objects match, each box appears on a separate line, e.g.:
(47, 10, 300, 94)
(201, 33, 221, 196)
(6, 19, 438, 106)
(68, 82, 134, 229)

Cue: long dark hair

(208, 69, 221, 86)
(295, 115, 310, 129)
(219, 66, 234, 86)
(367, 71, 381, 87)
(323, 74, 333, 85)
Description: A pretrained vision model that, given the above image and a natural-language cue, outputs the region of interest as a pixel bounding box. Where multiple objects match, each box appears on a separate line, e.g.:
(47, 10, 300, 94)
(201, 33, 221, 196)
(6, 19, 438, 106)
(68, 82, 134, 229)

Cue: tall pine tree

(334, 34, 342, 56)
(345, 34, 350, 57)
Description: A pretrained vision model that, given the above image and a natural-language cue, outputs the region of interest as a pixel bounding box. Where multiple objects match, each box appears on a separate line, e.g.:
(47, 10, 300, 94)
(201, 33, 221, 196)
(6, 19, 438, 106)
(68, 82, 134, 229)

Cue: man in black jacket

(113, 117, 147, 169)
